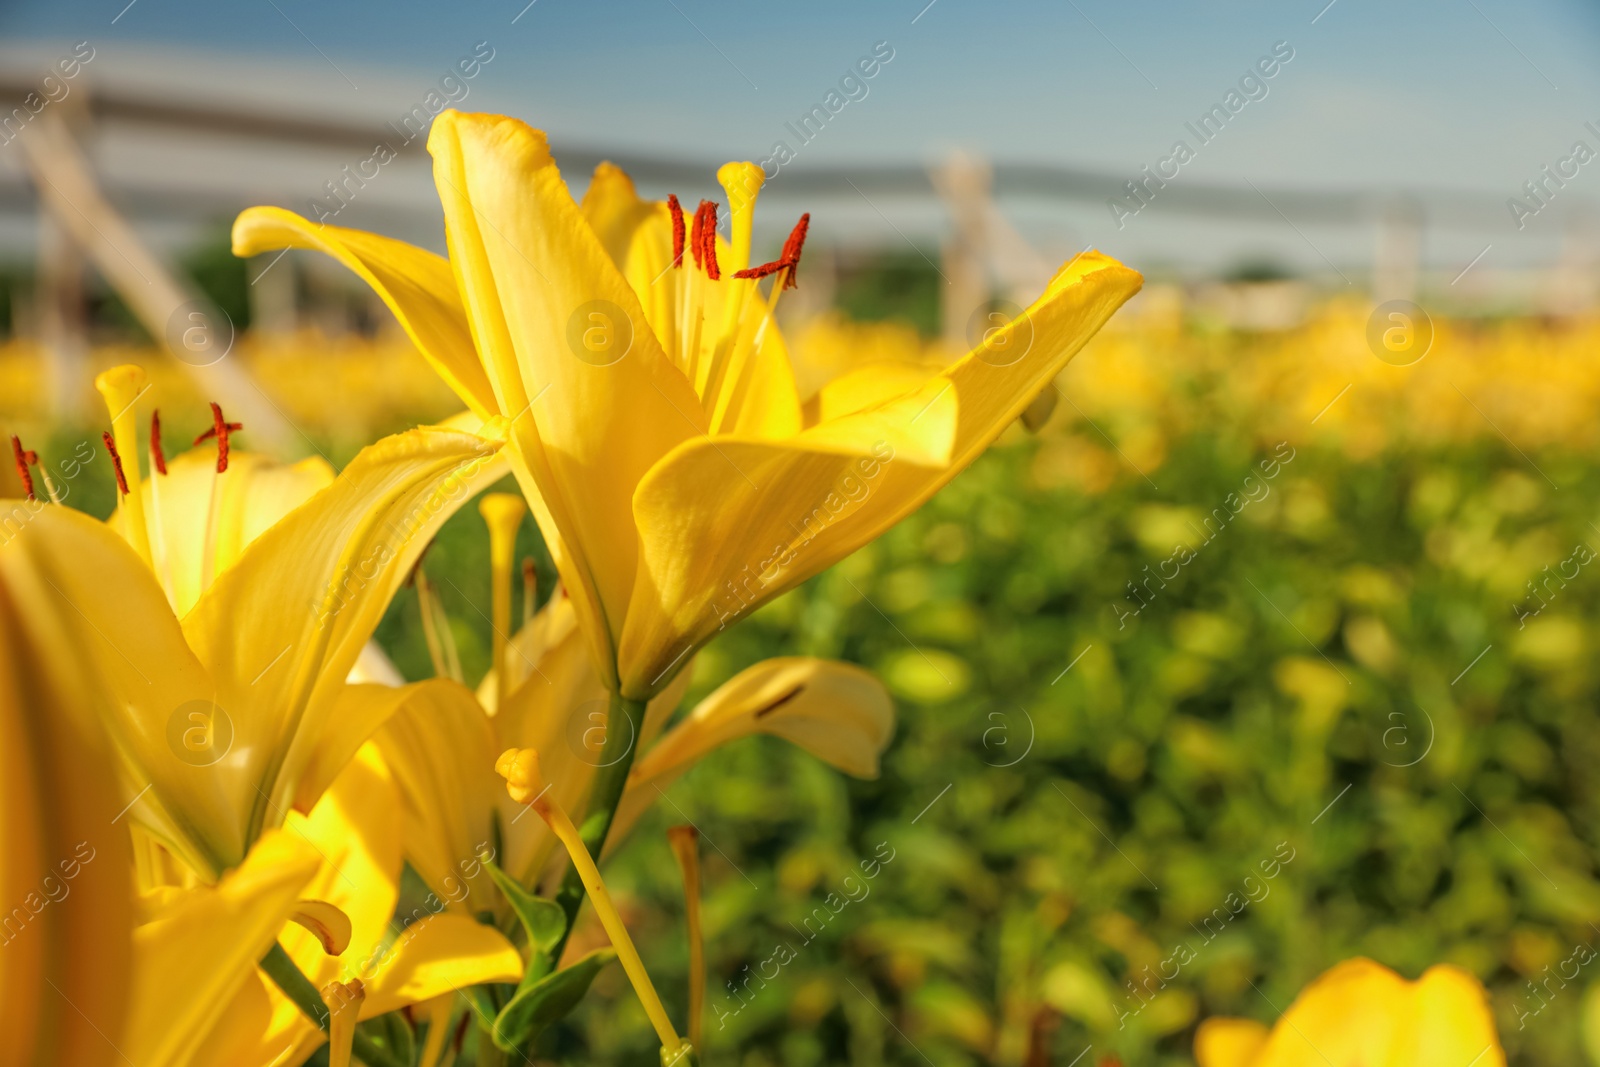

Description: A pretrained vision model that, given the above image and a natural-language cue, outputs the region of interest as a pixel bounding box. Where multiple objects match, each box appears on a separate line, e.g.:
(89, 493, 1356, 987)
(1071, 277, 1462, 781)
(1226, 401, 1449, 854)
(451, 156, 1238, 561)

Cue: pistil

(479, 493, 527, 711)
(320, 978, 366, 1067)
(497, 748, 691, 1060)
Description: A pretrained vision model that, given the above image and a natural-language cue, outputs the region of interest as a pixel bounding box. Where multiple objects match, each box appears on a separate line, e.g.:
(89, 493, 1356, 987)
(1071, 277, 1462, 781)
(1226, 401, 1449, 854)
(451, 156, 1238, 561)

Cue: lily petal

(182, 424, 506, 851)
(358, 913, 524, 1019)
(619, 252, 1141, 696)
(135, 448, 334, 617)
(0, 501, 238, 876)
(0, 570, 133, 1067)
(126, 830, 321, 1067)
(231, 206, 498, 419)
(1247, 958, 1506, 1067)
(1194, 1018, 1269, 1067)
(372, 678, 501, 909)
(608, 657, 893, 848)
(279, 746, 402, 986)
(428, 109, 705, 688)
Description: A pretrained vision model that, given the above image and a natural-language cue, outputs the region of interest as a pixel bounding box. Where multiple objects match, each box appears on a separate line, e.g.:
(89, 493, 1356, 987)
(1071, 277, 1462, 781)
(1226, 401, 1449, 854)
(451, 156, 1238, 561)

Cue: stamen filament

(417, 993, 455, 1067)
(319, 979, 366, 1067)
(497, 749, 688, 1057)
(479, 493, 526, 711)
(94, 365, 153, 566)
(668, 825, 705, 1050)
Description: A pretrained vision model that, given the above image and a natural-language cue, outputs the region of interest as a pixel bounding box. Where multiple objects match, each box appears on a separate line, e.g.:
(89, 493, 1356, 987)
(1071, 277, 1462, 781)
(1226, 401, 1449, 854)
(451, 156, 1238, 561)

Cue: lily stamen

(95, 365, 154, 565)
(10, 435, 36, 501)
(150, 409, 168, 475)
(193, 401, 243, 474)
(522, 557, 538, 626)
(668, 193, 686, 269)
(668, 825, 705, 1051)
(319, 978, 366, 1067)
(496, 747, 692, 1061)
(102, 431, 130, 496)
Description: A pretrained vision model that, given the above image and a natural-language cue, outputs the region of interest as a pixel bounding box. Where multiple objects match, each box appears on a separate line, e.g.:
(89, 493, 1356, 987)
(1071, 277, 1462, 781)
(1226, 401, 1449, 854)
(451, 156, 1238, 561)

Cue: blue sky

(4, 0, 1599, 272)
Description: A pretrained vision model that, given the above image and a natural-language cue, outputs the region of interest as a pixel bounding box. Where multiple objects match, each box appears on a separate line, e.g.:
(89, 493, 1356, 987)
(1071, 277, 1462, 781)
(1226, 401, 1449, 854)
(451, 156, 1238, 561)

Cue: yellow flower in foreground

(0, 369, 507, 879)
(233, 109, 1143, 698)
(0, 562, 132, 1067)
(1195, 958, 1506, 1067)
(375, 584, 894, 918)
(196, 746, 522, 1067)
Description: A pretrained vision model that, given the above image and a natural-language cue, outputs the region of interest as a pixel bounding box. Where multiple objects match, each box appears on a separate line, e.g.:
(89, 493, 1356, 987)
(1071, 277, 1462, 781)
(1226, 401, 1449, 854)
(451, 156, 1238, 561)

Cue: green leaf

(483, 856, 567, 956)
(490, 948, 616, 1052)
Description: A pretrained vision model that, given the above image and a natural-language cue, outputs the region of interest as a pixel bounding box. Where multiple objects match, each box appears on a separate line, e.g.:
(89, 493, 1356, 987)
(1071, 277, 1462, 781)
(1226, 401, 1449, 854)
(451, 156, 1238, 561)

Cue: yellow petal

(126, 830, 322, 1067)
(280, 746, 402, 986)
(0, 567, 133, 1067)
(372, 678, 501, 909)
(134, 448, 334, 617)
(0, 501, 240, 876)
(428, 109, 705, 688)
(1391, 965, 1505, 1067)
(619, 251, 1141, 696)
(358, 914, 523, 1019)
(1195, 1017, 1269, 1067)
(232, 206, 498, 419)
(182, 424, 507, 849)
(1252, 958, 1409, 1067)
(291, 683, 419, 814)
(608, 657, 893, 848)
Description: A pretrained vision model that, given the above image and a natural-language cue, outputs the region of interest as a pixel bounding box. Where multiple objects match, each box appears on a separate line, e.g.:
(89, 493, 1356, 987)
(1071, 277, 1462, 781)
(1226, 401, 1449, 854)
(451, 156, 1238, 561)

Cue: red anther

(102, 431, 130, 495)
(667, 194, 686, 268)
(731, 260, 788, 281)
(150, 409, 167, 475)
(10, 435, 35, 501)
(701, 200, 721, 280)
(690, 200, 709, 271)
(779, 212, 810, 289)
(193, 402, 242, 473)
(732, 213, 812, 288)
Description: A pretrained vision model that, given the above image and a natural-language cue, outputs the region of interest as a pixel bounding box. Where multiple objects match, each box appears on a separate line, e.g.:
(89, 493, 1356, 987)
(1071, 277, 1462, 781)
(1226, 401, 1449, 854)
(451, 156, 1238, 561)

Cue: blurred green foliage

(491, 430, 1600, 1066)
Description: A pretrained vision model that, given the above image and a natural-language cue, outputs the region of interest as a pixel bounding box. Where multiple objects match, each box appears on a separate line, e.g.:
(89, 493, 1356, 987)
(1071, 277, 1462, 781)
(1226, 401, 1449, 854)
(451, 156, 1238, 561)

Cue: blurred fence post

(934, 151, 992, 350)
(15, 110, 294, 449)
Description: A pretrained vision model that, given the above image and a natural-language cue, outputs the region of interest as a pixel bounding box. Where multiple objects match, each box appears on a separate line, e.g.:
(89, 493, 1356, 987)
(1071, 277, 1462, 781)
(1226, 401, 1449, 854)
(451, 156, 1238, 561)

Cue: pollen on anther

(10, 435, 36, 501)
(690, 201, 709, 271)
(667, 194, 686, 268)
(700, 200, 721, 280)
(779, 213, 810, 289)
(193, 402, 242, 473)
(150, 410, 167, 475)
(102, 431, 130, 495)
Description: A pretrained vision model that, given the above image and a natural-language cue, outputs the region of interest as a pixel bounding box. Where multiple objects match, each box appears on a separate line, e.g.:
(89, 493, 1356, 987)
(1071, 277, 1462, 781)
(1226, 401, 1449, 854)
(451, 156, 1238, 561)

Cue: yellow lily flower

(376, 585, 894, 917)
(195, 745, 523, 1067)
(232, 109, 1143, 699)
(0, 371, 508, 879)
(1194, 957, 1506, 1067)
(0, 552, 335, 1067)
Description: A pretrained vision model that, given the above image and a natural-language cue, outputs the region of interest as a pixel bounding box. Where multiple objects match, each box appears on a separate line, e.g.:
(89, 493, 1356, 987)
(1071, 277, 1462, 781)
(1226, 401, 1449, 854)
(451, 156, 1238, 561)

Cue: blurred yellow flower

(1194, 957, 1505, 1067)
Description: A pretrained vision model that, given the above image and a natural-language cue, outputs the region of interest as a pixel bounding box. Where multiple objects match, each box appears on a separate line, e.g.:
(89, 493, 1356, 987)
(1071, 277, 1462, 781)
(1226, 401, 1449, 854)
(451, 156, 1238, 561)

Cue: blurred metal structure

(9, 97, 293, 443)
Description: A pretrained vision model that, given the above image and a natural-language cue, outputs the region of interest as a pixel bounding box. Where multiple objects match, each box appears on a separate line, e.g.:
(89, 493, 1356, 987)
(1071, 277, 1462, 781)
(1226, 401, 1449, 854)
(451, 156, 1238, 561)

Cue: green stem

(259, 942, 408, 1067)
(546, 690, 648, 966)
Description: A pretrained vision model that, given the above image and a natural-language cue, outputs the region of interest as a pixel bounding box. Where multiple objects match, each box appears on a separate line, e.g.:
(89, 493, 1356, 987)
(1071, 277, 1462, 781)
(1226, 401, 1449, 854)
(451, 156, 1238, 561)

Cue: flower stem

(548, 690, 647, 961)
(259, 943, 407, 1067)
